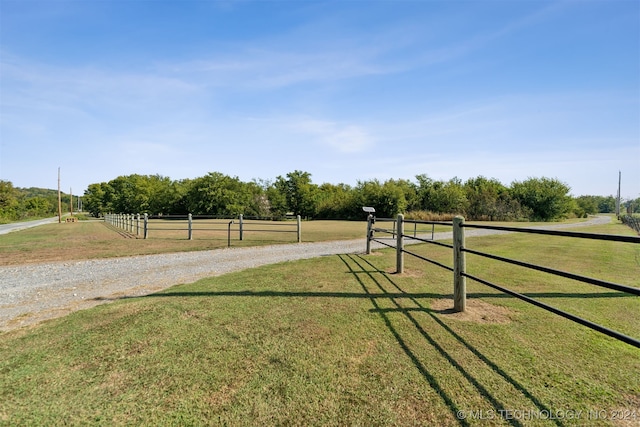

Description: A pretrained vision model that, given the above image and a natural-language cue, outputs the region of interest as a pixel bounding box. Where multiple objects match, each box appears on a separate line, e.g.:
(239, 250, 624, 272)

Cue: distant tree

(273, 170, 319, 218)
(266, 182, 288, 218)
(464, 176, 504, 219)
(84, 182, 114, 216)
(464, 176, 528, 220)
(315, 183, 356, 219)
(169, 179, 191, 215)
(23, 197, 53, 218)
(597, 196, 617, 213)
(0, 180, 19, 221)
(573, 196, 599, 217)
(354, 179, 407, 218)
(185, 172, 254, 216)
(510, 177, 572, 221)
(0, 180, 18, 208)
(388, 178, 419, 212)
(416, 175, 467, 214)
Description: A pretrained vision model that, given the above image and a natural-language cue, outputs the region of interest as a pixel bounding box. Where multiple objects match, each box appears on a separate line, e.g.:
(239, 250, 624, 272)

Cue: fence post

(188, 213, 193, 240)
(136, 214, 140, 236)
(366, 214, 373, 254)
(396, 214, 404, 274)
(296, 215, 301, 243)
(143, 213, 148, 239)
(239, 214, 244, 241)
(453, 216, 466, 312)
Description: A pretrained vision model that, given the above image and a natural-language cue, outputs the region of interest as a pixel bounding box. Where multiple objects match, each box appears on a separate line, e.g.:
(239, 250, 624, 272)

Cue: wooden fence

(104, 213, 302, 244)
(366, 214, 640, 349)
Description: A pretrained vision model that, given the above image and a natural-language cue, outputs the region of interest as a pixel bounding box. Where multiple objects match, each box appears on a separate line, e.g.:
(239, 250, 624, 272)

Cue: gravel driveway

(0, 216, 611, 332)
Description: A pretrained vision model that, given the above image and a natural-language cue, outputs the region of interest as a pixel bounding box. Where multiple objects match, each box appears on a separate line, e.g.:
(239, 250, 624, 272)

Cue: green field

(1, 218, 639, 425)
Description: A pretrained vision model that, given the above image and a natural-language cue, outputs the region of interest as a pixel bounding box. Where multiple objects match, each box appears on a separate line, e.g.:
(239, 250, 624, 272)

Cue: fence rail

(104, 213, 302, 244)
(366, 214, 640, 349)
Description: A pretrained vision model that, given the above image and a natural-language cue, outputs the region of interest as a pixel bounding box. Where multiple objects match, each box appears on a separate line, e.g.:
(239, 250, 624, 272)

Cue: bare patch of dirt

(385, 267, 424, 278)
(430, 298, 516, 324)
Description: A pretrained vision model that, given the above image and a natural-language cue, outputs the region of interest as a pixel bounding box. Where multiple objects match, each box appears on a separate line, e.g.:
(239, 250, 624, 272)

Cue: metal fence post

(396, 214, 404, 274)
(143, 213, 148, 239)
(227, 220, 234, 247)
(453, 216, 466, 312)
(366, 214, 373, 254)
(297, 215, 301, 243)
(188, 213, 193, 240)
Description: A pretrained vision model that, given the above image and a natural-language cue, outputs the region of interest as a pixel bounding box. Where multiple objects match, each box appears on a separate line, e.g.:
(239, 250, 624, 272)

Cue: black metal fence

(621, 215, 640, 234)
(366, 214, 640, 349)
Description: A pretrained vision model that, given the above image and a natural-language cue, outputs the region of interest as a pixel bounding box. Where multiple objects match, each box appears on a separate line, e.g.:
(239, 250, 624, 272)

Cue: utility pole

(616, 171, 621, 220)
(57, 167, 62, 223)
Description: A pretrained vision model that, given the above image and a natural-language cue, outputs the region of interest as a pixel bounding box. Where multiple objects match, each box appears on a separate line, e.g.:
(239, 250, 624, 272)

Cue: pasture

(0, 218, 455, 266)
(0, 218, 638, 425)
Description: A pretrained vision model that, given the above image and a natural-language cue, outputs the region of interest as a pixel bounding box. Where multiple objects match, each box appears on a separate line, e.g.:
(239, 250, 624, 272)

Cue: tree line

(79, 171, 638, 222)
(0, 181, 73, 223)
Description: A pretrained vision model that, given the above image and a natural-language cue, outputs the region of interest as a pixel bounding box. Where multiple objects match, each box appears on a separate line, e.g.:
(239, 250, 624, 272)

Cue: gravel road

(0, 216, 611, 332)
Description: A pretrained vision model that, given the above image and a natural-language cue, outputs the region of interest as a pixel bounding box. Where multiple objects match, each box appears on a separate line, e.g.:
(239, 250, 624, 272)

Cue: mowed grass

(0, 218, 453, 266)
(1, 219, 639, 425)
(0, 219, 371, 265)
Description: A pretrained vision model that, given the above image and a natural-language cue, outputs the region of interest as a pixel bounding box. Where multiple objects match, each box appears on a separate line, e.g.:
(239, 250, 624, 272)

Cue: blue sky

(1, 0, 638, 199)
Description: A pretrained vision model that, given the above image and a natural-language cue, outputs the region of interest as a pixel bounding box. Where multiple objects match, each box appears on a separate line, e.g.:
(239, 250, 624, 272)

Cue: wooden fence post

(453, 216, 466, 312)
(136, 214, 140, 236)
(143, 213, 148, 239)
(396, 214, 404, 274)
(296, 215, 301, 243)
(239, 214, 244, 241)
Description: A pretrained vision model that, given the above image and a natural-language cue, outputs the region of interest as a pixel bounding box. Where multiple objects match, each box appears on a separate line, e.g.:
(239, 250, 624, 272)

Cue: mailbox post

(363, 207, 375, 254)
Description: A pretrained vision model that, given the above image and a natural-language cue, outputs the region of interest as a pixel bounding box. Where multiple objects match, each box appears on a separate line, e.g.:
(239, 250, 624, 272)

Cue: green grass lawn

(1, 220, 638, 425)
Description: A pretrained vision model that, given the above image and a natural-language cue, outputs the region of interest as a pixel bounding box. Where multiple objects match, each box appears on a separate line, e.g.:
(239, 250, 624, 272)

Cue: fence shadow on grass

(95, 290, 631, 303)
(338, 254, 565, 427)
(93, 253, 631, 425)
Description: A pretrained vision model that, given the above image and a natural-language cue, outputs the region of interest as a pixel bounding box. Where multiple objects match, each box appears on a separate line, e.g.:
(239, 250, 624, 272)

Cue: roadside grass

(1, 220, 638, 425)
(0, 220, 362, 265)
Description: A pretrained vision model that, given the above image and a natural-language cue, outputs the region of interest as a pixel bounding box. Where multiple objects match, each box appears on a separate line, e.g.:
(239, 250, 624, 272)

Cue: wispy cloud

(285, 118, 375, 153)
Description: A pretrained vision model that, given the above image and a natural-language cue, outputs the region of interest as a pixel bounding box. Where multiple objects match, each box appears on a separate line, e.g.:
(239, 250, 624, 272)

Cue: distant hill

(0, 183, 74, 223)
